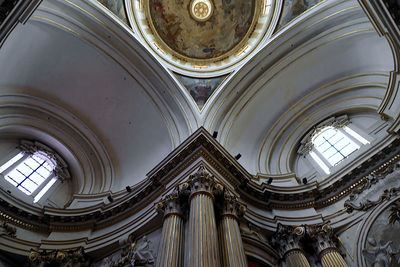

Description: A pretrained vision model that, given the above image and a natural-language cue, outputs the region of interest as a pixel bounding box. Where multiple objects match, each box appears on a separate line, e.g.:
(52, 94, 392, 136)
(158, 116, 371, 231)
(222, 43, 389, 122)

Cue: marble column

(187, 165, 223, 267)
(155, 188, 185, 267)
(218, 191, 248, 267)
(308, 223, 348, 267)
(272, 224, 311, 267)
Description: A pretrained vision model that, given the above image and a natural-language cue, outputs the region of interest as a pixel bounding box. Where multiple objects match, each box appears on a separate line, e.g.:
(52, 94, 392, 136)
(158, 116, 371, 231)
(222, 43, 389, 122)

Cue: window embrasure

(0, 140, 70, 203)
(298, 115, 369, 175)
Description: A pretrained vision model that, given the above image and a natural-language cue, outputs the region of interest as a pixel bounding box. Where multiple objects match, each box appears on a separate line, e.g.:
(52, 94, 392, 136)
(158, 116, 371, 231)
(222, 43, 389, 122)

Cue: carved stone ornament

(271, 223, 306, 257)
(298, 115, 350, 156)
(307, 223, 339, 255)
(29, 247, 90, 267)
(362, 237, 400, 267)
(108, 235, 155, 267)
(240, 222, 267, 243)
(155, 187, 183, 217)
(20, 140, 70, 181)
(220, 190, 246, 218)
(344, 160, 400, 213)
(389, 199, 400, 225)
(0, 221, 16, 237)
(187, 165, 224, 199)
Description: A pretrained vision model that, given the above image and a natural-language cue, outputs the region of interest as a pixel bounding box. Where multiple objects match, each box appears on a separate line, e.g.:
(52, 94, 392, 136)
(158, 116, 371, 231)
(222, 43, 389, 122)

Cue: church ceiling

(147, 0, 258, 61)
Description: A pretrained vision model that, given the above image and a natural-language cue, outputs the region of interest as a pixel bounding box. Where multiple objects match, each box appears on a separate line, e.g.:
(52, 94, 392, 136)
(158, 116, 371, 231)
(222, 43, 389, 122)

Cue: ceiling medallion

(190, 0, 213, 22)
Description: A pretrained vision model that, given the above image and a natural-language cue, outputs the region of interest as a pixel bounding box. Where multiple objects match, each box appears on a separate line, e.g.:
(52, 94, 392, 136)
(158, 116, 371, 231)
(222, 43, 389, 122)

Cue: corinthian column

(272, 224, 311, 267)
(308, 223, 348, 267)
(187, 165, 223, 267)
(155, 188, 185, 267)
(218, 191, 248, 267)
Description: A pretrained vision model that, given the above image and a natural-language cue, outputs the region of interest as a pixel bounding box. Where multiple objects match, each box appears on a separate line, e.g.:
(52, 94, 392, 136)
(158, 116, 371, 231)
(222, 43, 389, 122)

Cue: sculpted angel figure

(362, 237, 400, 267)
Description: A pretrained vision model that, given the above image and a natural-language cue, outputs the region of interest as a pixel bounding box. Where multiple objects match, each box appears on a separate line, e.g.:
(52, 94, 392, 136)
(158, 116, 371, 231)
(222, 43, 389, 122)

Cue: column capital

(220, 191, 246, 219)
(155, 188, 184, 218)
(187, 165, 223, 201)
(307, 223, 339, 257)
(272, 223, 306, 258)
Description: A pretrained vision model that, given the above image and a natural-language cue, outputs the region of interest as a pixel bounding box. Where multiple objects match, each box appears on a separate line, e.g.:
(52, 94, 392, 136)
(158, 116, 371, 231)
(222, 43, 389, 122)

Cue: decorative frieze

(29, 247, 90, 267)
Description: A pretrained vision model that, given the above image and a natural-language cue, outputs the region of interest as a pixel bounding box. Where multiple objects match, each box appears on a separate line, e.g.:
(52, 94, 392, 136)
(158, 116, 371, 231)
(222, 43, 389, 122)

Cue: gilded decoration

(146, 0, 261, 61)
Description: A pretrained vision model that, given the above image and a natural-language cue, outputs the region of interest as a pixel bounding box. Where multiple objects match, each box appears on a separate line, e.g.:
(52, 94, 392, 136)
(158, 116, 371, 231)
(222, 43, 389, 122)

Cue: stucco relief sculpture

(389, 199, 400, 225)
(362, 238, 400, 267)
(109, 235, 155, 267)
(28, 247, 90, 267)
(344, 160, 400, 213)
(0, 221, 16, 237)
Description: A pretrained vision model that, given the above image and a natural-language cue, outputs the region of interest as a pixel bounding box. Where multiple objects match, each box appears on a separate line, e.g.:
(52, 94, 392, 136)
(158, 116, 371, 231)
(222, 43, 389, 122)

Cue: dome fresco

(147, 0, 258, 60)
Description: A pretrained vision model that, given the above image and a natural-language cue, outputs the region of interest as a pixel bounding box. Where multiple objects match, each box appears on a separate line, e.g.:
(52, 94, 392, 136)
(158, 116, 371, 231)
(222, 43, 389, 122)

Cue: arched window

(0, 140, 70, 203)
(299, 115, 369, 175)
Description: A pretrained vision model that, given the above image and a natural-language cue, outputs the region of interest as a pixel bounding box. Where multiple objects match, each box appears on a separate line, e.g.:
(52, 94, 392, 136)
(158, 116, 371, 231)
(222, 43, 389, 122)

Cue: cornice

(0, 127, 399, 232)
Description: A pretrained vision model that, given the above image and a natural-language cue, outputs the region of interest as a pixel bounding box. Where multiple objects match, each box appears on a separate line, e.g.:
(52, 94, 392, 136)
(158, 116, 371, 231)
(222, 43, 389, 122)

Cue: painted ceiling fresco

(148, 0, 256, 60)
(277, 0, 323, 29)
(175, 74, 227, 110)
(97, 0, 128, 23)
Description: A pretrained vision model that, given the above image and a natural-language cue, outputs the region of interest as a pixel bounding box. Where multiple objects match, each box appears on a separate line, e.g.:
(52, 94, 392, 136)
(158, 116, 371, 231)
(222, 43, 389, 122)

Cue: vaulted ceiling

(0, 0, 398, 201)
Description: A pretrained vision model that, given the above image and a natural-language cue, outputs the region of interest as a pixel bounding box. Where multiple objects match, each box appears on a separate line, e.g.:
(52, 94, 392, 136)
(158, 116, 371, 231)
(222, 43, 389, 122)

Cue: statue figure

(362, 237, 400, 267)
(131, 235, 155, 266)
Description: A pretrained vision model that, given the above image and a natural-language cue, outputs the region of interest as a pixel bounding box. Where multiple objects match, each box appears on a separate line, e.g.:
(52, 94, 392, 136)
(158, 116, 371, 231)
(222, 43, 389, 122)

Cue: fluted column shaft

(285, 249, 311, 267)
(155, 192, 184, 267)
(320, 248, 348, 267)
(188, 192, 220, 267)
(218, 193, 247, 267)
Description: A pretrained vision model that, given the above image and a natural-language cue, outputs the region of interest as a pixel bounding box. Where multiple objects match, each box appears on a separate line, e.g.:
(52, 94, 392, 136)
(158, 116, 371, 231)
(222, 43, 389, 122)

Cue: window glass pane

(341, 143, 359, 156)
(322, 147, 336, 158)
(329, 134, 343, 145)
(3, 150, 57, 196)
(4, 176, 18, 186)
(20, 179, 38, 194)
(6, 169, 25, 184)
(327, 153, 344, 165)
(17, 185, 31, 195)
(312, 126, 361, 167)
(30, 172, 46, 185)
(36, 166, 51, 179)
(24, 157, 41, 170)
(316, 141, 330, 152)
(17, 164, 33, 176)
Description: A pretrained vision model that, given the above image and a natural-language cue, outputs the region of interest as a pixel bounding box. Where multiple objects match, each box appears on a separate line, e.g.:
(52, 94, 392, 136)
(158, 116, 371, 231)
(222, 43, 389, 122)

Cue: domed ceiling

(129, 0, 275, 73)
(146, 0, 259, 61)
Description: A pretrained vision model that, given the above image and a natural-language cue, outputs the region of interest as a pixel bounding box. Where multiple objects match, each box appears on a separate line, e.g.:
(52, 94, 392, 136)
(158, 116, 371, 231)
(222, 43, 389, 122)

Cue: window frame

(0, 140, 70, 205)
(298, 115, 371, 176)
